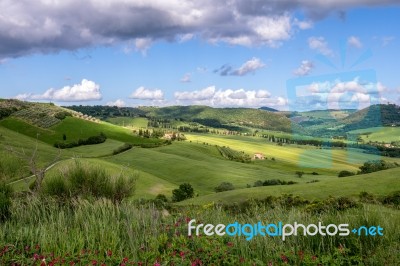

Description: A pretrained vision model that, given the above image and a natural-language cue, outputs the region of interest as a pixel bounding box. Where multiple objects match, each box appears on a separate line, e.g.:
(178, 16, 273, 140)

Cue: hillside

(340, 104, 400, 130)
(0, 99, 160, 148)
(68, 105, 295, 132)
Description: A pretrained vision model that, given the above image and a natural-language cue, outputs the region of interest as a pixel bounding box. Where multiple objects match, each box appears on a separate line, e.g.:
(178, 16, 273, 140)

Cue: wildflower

(92, 260, 98, 265)
(312, 255, 317, 261)
(122, 257, 129, 263)
(107, 250, 112, 257)
(33, 254, 40, 260)
(35, 244, 41, 250)
(268, 262, 273, 266)
(179, 251, 185, 258)
(154, 262, 161, 266)
(239, 258, 245, 263)
(281, 254, 288, 263)
(185, 217, 191, 223)
(227, 242, 234, 247)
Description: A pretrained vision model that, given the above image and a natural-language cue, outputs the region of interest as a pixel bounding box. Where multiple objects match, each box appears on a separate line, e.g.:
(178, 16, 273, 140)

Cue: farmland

(0, 100, 399, 265)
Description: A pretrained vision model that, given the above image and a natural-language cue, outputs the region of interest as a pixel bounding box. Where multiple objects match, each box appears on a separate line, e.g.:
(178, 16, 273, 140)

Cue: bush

(338, 170, 355, 177)
(42, 161, 136, 203)
(253, 180, 263, 187)
(214, 182, 235, 192)
(172, 183, 194, 202)
(380, 191, 400, 207)
(54, 111, 72, 120)
(358, 160, 395, 174)
(113, 143, 133, 155)
(0, 182, 12, 222)
(262, 179, 281, 186)
(295, 171, 304, 178)
(54, 132, 107, 149)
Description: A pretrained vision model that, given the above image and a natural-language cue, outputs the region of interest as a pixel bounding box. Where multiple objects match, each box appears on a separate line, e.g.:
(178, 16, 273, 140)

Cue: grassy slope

(42, 158, 177, 199)
(182, 167, 400, 205)
(349, 127, 400, 143)
(184, 133, 400, 173)
(106, 117, 148, 128)
(0, 116, 159, 145)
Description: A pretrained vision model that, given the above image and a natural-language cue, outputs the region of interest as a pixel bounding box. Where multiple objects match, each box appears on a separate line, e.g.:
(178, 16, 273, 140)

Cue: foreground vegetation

(0, 194, 398, 265)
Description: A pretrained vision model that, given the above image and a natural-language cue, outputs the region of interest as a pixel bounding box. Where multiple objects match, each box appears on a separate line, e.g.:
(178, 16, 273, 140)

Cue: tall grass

(42, 160, 136, 203)
(0, 196, 398, 265)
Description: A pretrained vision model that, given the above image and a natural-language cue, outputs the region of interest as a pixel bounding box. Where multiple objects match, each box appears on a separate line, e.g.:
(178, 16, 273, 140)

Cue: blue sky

(0, 1, 399, 111)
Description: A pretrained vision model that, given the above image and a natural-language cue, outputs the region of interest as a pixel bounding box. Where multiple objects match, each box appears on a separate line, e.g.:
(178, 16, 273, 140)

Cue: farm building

(253, 153, 265, 160)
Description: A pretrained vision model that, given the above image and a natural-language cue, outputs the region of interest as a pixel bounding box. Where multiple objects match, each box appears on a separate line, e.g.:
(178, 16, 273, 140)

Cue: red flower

(227, 242, 234, 247)
(179, 251, 185, 258)
(92, 260, 98, 265)
(33, 254, 40, 260)
(239, 258, 245, 263)
(122, 257, 129, 263)
(312, 255, 317, 261)
(281, 254, 288, 263)
(107, 250, 112, 257)
(186, 217, 191, 223)
(153, 262, 161, 266)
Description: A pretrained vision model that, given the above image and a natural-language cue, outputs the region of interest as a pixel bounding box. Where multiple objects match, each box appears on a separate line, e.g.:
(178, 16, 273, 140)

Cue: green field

(0, 116, 160, 145)
(106, 117, 149, 128)
(349, 127, 400, 143)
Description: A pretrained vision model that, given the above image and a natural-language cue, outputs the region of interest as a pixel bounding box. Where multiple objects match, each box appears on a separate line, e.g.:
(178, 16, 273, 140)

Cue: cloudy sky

(0, 0, 399, 111)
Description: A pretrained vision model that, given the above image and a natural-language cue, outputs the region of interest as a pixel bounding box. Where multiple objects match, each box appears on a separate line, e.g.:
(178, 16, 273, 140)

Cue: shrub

(0, 182, 12, 222)
(295, 171, 304, 178)
(359, 191, 376, 203)
(42, 161, 136, 203)
(253, 180, 263, 187)
(172, 183, 194, 202)
(311, 172, 319, 175)
(359, 160, 395, 174)
(54, 132, 107, 149)
(338, 170, 355, 177)
(380, 191, 400, 207)
(113, 143, 133, 155)
(54, 111, 72, 120)
(214, 182, 235, 192)
(262, 179, 281, 186)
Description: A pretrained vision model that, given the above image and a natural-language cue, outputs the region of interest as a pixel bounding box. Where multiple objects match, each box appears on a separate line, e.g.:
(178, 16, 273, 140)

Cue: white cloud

(348, 36, 362, 48)
(107, 99, 126, 107)
(175, 86, 215, 101)
(255, 90, 271, 98)
(232, 57, 266, 76)
(174, 86, 277, 107)
(180, 73, 191, 83)
(294, 19, 313, 29)
(135, 38, 152, 55)
(308, 36, 333, 56)
(215, 57, 266, 76)
(304, 78, 388, 110)
(130, 86, 164, 100)
(1, 1, 399, 58)
(15, 79, 102, 102)
(293, 60, 314, 76)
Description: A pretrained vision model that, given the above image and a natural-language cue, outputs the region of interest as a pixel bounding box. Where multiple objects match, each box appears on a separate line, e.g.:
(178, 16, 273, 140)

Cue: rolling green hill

(182, 167, 400, 205)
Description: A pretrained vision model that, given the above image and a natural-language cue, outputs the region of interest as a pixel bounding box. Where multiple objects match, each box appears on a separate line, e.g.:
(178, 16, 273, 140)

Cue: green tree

(172, 183, 194, 202)
(295, 171, 304, 178)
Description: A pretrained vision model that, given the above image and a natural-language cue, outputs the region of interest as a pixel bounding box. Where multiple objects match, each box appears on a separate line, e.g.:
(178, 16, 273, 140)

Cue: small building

(253, 153, 265, 160)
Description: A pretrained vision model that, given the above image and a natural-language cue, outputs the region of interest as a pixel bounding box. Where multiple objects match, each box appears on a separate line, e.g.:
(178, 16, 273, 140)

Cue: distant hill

(67, 105, 295, 132)
(340, 104, 400, 131)
(258, 106, 278, 112)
